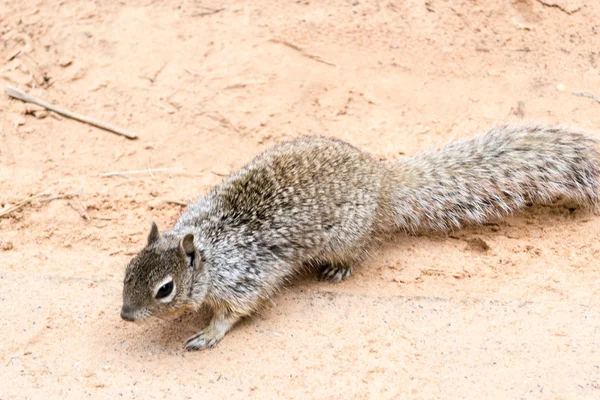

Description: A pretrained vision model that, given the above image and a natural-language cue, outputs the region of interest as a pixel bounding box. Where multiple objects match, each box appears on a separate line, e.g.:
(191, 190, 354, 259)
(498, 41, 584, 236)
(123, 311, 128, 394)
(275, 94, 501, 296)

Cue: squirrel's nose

(120, 305, 136, 322)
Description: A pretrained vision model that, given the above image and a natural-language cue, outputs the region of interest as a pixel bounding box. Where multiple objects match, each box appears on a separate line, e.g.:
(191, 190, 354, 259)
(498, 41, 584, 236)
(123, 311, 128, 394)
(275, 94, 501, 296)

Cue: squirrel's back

(175, 137, 388, 274)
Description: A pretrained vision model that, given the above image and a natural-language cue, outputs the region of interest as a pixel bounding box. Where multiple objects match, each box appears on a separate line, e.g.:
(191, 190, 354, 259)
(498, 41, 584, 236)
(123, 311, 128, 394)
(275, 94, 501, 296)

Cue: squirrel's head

(120, 221, 207, 322)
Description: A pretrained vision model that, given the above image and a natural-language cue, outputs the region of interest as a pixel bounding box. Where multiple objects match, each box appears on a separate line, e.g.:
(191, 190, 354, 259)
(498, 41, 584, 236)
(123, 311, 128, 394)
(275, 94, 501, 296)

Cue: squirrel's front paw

(185, 312, 240, 351)
(185, 325, 225, 351)
(185, 330, 220, 351)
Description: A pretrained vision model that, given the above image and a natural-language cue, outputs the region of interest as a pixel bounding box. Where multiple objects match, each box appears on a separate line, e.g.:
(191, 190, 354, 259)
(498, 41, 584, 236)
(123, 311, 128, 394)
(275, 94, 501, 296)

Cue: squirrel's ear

(180, 234, 199, 268)
(181, 233, 195, 257)
(147, 221, 160, 245)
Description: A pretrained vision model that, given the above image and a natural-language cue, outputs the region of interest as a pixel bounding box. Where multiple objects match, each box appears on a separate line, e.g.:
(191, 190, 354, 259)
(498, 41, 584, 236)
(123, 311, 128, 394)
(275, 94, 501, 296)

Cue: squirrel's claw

(185, 330, 220, 351)
(185, 313, 239, 350)
(320, 264, 353, 282)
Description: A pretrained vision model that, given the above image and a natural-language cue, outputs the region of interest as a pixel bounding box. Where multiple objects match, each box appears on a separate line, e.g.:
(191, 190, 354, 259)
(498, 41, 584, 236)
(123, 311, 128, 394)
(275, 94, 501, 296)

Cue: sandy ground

(1, 0, 600, 398)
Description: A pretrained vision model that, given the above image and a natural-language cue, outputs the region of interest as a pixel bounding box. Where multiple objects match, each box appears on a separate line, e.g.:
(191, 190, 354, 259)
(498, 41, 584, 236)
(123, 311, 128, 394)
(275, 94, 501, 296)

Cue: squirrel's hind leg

(319, 237, 378, 282)
(318, 237, 379, 282)
(320, 263, 354, 282)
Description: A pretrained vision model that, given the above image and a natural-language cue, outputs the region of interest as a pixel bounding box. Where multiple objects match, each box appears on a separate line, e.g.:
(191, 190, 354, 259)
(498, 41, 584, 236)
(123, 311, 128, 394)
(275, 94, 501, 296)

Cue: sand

(1, 0, 599, 398)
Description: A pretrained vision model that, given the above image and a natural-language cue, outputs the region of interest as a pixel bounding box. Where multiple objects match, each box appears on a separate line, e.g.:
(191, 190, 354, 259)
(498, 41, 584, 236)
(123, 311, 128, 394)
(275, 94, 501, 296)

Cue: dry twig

(5, 86, 137, 139)
(535, 0, 581, 15)
(40, 193, 79, 202)
(572, 91, 600, 105)
(164, 200, 188, 206)
(192, 7, 224, 17)
(140, 62, 168, 84)
(100, 168, 169, 177)
(147, 160, 156, 180)
(67, 199, 90, 221)
(75, 197, 91, 220)
(268, 39, 336, 67)
(0, 192, 49, 218)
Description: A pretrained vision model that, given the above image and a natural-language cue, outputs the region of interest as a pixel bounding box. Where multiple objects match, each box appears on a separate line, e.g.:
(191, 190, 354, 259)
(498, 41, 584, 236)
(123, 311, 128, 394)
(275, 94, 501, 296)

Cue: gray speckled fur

(122, 125, 600, 350)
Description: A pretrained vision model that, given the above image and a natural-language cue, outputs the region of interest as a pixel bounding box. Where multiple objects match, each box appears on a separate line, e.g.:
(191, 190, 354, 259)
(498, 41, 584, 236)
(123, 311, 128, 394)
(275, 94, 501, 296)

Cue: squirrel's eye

(155, 281, 174, 299)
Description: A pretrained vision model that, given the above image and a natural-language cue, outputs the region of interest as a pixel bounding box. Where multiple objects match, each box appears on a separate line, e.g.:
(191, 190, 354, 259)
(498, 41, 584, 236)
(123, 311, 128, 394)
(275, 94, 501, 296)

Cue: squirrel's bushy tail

(387, 125, 600, 233)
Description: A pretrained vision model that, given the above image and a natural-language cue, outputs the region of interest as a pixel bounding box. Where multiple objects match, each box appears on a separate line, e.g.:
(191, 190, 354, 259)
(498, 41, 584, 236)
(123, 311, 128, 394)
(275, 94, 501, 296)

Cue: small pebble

(34, 110, 48, 119)
(556, 83, 566, 92)
(59, 57, 73, 67)
(11, 114, 27, 127)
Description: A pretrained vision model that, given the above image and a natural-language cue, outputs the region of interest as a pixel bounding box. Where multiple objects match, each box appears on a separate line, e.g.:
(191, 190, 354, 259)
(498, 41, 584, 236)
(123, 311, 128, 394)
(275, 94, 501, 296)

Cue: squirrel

(121, 124, 600, 350)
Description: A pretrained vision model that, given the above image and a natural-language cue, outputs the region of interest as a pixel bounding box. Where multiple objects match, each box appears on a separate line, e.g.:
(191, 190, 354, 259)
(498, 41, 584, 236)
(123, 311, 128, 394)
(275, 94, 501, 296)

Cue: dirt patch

(1, 0, 600, 398)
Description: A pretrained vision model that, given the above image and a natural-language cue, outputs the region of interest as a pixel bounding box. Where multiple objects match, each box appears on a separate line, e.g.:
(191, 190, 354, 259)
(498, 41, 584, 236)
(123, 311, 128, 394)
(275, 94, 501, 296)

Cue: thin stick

(40, 193, 79, 202)
(75, 197, 91, 220)
(0, 192, 49, 218)
(268, 39, 336, 67)
(5, 86, 138, 140)
(147, 160, 156, 179)
(192, 7, 224, 17)
(140, 61, 168, 84)
(100, 168, 169, 177)
(572, 91, 600, 105)
(95, 216, 114, 221)
(164, 200, 188, 206)
(67, 200, 90, 221)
